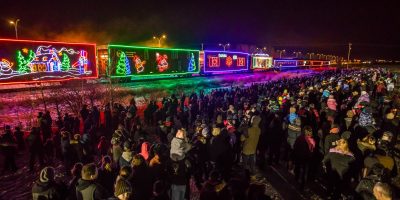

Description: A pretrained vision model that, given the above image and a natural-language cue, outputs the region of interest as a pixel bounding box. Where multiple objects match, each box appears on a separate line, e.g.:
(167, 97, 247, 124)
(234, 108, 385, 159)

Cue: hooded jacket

(119, 151, 133, 168)
(170, 137, 191, 161)
(241, 116, 261, 155)
(32, 181, 62, 200)
(75, 179, 109, 200)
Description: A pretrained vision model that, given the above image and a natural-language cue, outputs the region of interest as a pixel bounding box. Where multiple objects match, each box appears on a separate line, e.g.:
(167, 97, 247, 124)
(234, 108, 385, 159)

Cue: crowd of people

(1, 68, 399, 200)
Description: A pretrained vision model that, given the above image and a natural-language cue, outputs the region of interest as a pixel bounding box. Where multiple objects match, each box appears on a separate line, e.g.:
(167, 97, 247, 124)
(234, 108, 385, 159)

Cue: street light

(219, 43, 230, 51)
(9, 19, 20, 39)
(153, 34, 166, 47)
(277, 50, 286, 58)
(293, 51, 301, 58)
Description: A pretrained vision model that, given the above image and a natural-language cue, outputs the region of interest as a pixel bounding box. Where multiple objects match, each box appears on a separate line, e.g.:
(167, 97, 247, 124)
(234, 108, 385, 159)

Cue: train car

(100, 44, 199, 80)
(274, 59, 330, 70)
(251, 54, 273, 71)
(0, 38, 97, 85)
(201, 50, 250, 74)
(273, 59, 299, 70)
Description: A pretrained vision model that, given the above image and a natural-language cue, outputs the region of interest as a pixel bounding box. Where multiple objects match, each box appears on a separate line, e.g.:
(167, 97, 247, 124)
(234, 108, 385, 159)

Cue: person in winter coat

(287, 117, 302, 150)
(199, 170, 223, 200)
(14, 126, 25, 151)
(381, 112, 399, 145)
(355, 91, 370, 108)
(293, 126, 315, 188)
(287, 107, 298, 124)
(27, 127, 45, 172)
(140, 142, 150, 161)
(208, 125, 232, 179)
(356, 163, 390, 200)
(150, 180, 169, 200)
(131, 154, 153, 200)
(111, 137, 123, 169)
(149, 146, 167, 183)
(75, 163, 109, 200)
(1, 125, 18, 173)
(168, 157, 190, 200)
(60, 130, 72, 174)
(119, 141, 133, 168)
(32, 167, 64, 200)
(241, 115, 261, 174)
(97, 136, 109, 157)
(359, 107, 374, 127)
(322, 131, 355, 199)
(170, 129, 191, 162)
(97, 156, 116, 195)
(70, 134, 83, 164)
(267, 112, 284, 165)
(373, 182, 393, 200)
(112, 179, 132, 200)
(67, 163, 83, 200)
(324, 124, 341, 155)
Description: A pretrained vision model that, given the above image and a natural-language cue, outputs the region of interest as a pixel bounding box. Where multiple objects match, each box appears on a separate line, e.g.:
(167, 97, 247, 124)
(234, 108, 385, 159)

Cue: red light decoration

(208, 56, 220, 67)
(237, 57, 246, 66)
(226, 56, 233, 67)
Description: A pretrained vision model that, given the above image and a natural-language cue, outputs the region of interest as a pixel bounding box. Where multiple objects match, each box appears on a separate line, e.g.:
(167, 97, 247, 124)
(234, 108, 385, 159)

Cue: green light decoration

(16, 49, 35, 73)
(61, 53, 70, 71)
(188, 53, 196, 72)
(116, 51, 131, 75)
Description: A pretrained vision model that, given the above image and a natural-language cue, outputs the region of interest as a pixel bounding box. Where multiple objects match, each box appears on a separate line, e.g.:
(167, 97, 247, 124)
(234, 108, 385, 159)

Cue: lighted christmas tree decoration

(61, 53, 70, 71)
(16, 49, 35, 73)
(116, 51, 131, 75)
(188, 53, 196, 71)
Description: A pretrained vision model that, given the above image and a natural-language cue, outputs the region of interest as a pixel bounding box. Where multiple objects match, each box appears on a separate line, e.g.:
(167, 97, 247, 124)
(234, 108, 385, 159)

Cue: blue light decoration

(125, 55, 131, 75)
(202, 50, 249, 73)
(188, 52, 196, 72)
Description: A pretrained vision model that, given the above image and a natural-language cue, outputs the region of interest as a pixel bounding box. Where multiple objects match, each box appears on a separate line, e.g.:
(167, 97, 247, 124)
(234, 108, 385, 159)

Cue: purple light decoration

(202, 50, 250, 73)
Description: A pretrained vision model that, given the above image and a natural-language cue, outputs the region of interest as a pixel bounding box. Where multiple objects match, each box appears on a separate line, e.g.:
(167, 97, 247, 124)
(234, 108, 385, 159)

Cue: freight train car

(99, 44, 199, 80)
(200, 50, 250, 74)
(274, 59, 330, 70)
(0, 39, 97, 85)
(251, 54, 273, 71)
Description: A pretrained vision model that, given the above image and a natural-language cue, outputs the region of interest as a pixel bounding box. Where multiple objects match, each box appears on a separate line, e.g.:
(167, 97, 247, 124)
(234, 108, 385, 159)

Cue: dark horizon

(1, 0, 399, 60)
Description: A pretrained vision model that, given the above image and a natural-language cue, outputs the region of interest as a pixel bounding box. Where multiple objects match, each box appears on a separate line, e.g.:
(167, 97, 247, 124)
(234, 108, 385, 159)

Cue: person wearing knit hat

(32, 167, 62, 200)
(114, 179, 132, 200)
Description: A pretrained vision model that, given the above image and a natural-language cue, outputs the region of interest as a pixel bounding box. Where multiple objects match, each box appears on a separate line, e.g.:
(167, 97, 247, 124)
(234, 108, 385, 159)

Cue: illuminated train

(0, 39, 330, 85)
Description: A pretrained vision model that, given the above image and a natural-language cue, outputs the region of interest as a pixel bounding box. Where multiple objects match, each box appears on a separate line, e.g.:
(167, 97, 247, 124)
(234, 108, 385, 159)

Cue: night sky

(1, 0, 399, 59)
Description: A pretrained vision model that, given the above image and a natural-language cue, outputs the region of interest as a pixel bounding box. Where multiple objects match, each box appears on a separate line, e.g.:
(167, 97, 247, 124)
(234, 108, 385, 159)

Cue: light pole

(219, 43, 230, 51)
(293, 51, 301, 58)
(153, 34, 166, 47)
(277, 50, 286, 58)
(9, 19, 20, 39)
(347, 43, 352, 69)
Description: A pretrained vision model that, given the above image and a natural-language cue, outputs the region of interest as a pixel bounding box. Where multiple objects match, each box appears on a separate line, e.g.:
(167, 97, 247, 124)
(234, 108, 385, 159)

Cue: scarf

(305, 135, 315, 152)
